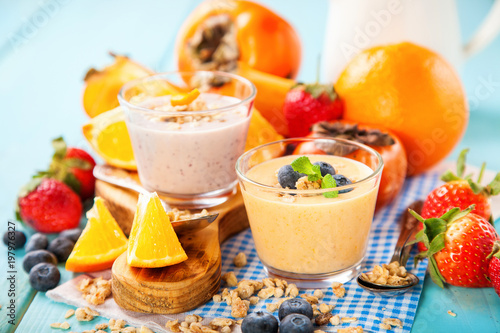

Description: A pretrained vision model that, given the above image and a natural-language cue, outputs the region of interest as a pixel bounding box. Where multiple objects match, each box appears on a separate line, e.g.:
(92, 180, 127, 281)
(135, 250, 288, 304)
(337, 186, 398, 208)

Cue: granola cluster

(77, 277, 112, 305)
(295, 176, 322, 190)
(52, 315, 153, 333)
(166, 208, 209, 222)
(361, 261, 411, 286)
(166, 315, 236, 333)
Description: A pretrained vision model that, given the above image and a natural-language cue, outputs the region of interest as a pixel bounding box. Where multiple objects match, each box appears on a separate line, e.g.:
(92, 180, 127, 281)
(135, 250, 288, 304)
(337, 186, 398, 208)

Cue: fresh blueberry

(59, 228, 82, 243)
(278, 165, 306, 189)
(278, 298, 313, 321)
(29, 263, 60, 292)
(333, 174, 353, 193)
(241, 311, 278, 333)
(2, 230, 26, 249)
(279, 313, 314, 333)
(313, 161, 336, 177)
(23, 250, 58, 273)
(25, 233, 49, 252)
(47, 237, 74, 262)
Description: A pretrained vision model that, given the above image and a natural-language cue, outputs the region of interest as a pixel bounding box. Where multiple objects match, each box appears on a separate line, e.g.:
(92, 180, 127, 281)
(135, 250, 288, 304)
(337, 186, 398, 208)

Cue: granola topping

(77, 277, 112, 305)
(361, 261, 412, 286)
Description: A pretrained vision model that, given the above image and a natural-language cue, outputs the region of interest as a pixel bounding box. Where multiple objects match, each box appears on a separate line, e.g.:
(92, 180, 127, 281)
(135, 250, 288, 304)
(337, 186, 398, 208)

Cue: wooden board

(95, 176, 249, 314)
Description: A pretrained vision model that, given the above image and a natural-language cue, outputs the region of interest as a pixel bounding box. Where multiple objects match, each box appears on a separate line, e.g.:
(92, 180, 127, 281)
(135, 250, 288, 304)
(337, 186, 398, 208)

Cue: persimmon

(293, 121, 407, 210)
(175, 0, 301, 79)
(336, 42, 468, 175)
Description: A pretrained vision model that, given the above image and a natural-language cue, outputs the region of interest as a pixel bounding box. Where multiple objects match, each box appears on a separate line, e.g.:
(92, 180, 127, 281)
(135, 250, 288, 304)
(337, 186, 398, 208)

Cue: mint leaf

(321, 173, 338, 198)
(291, 156, 322, 180)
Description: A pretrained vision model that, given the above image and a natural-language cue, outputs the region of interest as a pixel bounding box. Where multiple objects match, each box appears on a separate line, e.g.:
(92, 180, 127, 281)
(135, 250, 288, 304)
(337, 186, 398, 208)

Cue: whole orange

(336, 42, 469, 175)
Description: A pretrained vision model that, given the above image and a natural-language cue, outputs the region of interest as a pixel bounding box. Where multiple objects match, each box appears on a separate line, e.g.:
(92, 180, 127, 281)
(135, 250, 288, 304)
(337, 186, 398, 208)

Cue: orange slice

(127, 192, 188, 268)
(171, 88, 200, 106)
(245, 107, 284, 151)
(82, 107, 137, 170)
(66, 197, 128, 272)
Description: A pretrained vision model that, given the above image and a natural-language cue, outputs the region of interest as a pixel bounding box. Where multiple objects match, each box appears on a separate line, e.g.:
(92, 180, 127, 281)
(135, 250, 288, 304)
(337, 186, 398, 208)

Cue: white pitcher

(322, 0, 500, 80)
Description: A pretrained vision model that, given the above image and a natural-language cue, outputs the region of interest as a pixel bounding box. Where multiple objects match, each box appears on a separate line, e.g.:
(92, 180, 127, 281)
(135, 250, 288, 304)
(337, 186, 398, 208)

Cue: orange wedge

(66, 197, 128, 272)
(82, 107, 137, 170)
(171, 88, 200, 106)
(127, 192, 188, 268)
(245, 108, 284, 151)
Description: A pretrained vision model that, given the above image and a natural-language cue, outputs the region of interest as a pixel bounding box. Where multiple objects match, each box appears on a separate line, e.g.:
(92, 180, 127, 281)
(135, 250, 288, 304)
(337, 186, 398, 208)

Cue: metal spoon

(357, 201, 423, 297)
(93, 164, 219, 234)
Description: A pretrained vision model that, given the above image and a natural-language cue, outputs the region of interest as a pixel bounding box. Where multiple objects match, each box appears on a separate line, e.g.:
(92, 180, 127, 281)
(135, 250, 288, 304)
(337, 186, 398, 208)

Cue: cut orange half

(127, 192, 188, 268)
(66, 197, 128, 272)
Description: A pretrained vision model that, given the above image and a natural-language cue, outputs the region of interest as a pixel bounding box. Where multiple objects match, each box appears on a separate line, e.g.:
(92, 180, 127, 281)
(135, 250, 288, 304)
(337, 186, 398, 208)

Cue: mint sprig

(291, 156, 338, 198)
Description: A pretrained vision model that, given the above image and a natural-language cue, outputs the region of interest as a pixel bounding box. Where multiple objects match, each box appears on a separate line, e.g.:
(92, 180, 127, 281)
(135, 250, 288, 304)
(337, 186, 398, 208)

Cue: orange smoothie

(241, 155, 379, 275)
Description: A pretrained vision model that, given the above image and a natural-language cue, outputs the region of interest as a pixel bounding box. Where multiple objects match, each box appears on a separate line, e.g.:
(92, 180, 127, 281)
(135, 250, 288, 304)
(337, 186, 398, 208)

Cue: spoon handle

(390, 200, 423, 266)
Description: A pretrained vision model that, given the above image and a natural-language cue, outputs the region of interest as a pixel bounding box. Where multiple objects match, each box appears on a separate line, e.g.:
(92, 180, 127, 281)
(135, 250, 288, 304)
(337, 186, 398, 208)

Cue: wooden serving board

(95, 174, 249, 314)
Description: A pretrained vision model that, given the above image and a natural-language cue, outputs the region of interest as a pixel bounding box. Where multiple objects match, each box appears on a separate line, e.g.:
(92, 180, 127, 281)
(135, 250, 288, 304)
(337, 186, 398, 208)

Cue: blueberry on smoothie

(279, 313, 314, 333)
(241, 311, 278, 333)
(25, 233, 49, 252)
(278, 165, 306, 189)
(313, 161, 336, 177)
(333, 174, 353, 193)
(278, 298, 313, 321)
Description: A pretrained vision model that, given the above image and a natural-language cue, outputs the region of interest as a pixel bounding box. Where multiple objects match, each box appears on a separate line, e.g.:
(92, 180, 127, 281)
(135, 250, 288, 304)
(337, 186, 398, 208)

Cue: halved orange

(127, 192, 188, 268)
(66, 197, 128, 272)
(82, 107, 137, 170)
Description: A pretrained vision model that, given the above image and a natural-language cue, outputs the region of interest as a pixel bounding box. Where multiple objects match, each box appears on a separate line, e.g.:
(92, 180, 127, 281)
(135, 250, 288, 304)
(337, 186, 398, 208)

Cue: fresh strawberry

(487, 241, 500, 297)
(283, 83, 343, 137)
(48, 137, 96, 200)
(417, 149, 500, 252)
(17, 178, 83, 233)
(412, 206, 499, 288)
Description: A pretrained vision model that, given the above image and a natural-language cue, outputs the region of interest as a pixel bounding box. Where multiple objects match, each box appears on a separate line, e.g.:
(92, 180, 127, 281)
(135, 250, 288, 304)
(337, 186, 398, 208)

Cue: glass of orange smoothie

(236, 138, 383, 287)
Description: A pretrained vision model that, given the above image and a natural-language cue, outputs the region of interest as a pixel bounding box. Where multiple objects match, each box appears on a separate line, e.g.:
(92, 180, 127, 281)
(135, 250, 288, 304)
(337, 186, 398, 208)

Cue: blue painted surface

(0, 0, 499, 332)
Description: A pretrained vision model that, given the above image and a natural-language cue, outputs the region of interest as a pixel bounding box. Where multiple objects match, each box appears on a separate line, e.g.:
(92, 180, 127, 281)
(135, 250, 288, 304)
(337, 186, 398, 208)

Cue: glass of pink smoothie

(236, 138, 383, 287)
(119, 71, 256, 207)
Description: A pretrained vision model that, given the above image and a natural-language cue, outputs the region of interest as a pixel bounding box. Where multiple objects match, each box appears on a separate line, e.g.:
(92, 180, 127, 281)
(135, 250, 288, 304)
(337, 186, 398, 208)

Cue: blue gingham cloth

(187, 167, 444, 332)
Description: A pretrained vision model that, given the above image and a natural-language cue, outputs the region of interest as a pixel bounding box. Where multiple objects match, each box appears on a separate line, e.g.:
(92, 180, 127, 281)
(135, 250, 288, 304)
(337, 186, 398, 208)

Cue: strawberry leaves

(410, 205, 475, 288)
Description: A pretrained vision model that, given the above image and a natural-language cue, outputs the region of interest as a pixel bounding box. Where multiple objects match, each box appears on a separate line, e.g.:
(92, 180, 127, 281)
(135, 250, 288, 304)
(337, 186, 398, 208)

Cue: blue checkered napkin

(188, 168, 444, 332)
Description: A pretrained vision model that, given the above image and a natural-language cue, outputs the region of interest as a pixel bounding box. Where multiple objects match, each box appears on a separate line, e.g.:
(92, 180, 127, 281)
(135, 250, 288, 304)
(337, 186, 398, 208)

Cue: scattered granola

(109, 318, 127, 330)
(330, 315, 340, 326)
(382, 318, 403, 329)
(231, 297, 248, 318)
(166, 319, 181, 332)
(263, 278, 275, 288)
(300, 294, 319, 304)
(249, 296, 260, 305)
(313, 289, 324, 299)
(64, 309, 75, 319)
(361, 262, 411, 286)
(331, 282, 346, 298)
(209, 318, 234, 329)
(341, 317, 358, 323)
(233, 252, 247, 267)
(50, 322, 70, 330)
(166, 208, 209, 222)
(337, 327, 364, 333)
(213, 294, 222, 303)
(314, 330, 327, 333)
(222, 272, 238, 287)
(447, 310, 457, 317)
(258, 287, 275, 299)
(315, 312, 333, 326)
(95, 323, 108, 330)
(266, 303, 279, 312)
(140, 327, 154, 333)
(380, 322, 393, 330)
(285, 284, 299, 297)
(75, 307, 99, 321)
(184, 314, 203, 324)
(274, 287, 284, 298)
(77, 277, 112, 305)
(319, 303, 334, 314)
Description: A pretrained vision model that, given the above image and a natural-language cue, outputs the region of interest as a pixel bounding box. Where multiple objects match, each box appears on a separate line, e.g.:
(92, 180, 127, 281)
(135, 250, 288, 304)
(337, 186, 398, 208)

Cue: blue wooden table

(1, 1, 499, 332)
